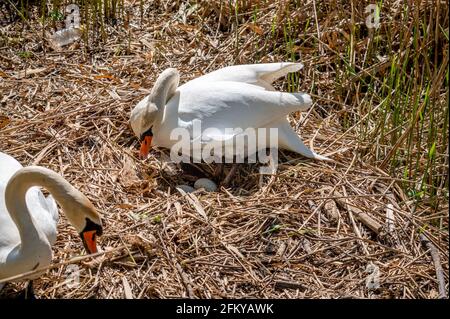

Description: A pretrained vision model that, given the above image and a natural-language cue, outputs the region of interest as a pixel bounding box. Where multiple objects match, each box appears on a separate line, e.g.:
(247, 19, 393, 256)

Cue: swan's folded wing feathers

(31, 189, 58, 223)
(178, 81, 312, 131)
(175, 82, 313, 152)
(181, 62, 304, 90)
(0, 152, 24, 249)
(45, 195, 58, 223)
(0, 152, 23, 185)
(258, 62, 304, 84)
(27, 189, 58, 245)
(0, 184, 21, 248)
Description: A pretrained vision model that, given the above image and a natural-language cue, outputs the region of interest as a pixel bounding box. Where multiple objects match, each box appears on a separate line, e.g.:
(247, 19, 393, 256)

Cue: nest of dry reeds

(0, 0, 448, 299)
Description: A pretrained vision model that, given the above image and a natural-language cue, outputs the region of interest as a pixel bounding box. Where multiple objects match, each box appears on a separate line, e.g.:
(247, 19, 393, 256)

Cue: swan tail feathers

(288, 137, 331, 161)
(277, 121, 331, 161)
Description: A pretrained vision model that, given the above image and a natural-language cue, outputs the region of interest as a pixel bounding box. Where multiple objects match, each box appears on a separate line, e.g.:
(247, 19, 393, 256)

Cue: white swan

(0, 151, 103, 293)
(130, 62, 330, 161)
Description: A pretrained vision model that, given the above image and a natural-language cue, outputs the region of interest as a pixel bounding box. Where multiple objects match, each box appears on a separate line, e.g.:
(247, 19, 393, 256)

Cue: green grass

(275, 0, 449, 207)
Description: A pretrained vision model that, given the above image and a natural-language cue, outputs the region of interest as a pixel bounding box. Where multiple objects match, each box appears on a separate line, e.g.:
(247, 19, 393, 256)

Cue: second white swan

(0, 151, 103, 294)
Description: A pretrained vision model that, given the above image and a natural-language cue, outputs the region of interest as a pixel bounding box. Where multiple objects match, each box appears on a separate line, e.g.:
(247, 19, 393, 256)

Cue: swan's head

(130, 68, 180, 159)
(130, 96, 157, 159)
(62, 191, 103, 254)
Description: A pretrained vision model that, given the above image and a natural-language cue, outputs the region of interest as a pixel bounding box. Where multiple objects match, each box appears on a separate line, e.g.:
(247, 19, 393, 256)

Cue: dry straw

(0, 0, 448, 298)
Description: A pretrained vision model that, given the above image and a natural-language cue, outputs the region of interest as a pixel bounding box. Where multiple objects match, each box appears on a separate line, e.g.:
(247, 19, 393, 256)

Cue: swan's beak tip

(139, 136, 152, 159)
(81, 230, 98, 254)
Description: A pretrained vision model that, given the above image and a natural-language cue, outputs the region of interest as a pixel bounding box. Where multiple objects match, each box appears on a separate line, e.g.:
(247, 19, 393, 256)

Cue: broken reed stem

(157, 232, 195, 298)
(420, 234, 448, 299)
(333, 190, 383, 235)
(274, 279, 305, 291)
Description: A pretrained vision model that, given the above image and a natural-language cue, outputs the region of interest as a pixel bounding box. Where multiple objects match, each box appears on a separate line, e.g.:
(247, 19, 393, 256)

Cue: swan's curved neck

(149, 69, 180, 129)
(4, 166, 78, 250)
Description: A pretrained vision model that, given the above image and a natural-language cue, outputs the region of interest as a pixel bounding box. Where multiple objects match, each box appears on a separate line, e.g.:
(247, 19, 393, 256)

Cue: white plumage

(0, 151, 102, 290)
(130, 62, 329, 161)
(0, 152, 58, 255)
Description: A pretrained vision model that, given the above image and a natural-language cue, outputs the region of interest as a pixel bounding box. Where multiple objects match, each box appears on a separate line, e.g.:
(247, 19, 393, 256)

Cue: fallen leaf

(94, 74, 115, 80)
(130, 82, 141, 90)
(116, 203, 135, 209)
(247, 23, 263, 35)
(0, 115, 11, 130)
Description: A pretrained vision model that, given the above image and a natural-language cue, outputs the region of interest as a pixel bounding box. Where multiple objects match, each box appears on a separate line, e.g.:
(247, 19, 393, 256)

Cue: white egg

(194, 178, 218, 192)
(176, 185, 195, 193)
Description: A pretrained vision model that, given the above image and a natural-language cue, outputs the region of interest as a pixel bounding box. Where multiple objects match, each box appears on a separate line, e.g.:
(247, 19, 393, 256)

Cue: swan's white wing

(27, 190, 58, 245)
(167, 82, 328, 161)
(181, 62, 303, 91)
(0, 152, 58, 248)
(177, 81, 311, 132)
(0, 152, 23, 248)
(0, 181, 20, 248)
(34, 191, 58, 224)
(0, 152, 23, 185)
(44, 195, 58, 224)
(161, 81, 312, 161)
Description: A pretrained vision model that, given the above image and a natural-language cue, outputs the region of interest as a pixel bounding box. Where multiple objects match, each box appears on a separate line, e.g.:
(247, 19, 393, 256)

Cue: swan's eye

(140, 126, 153, 142)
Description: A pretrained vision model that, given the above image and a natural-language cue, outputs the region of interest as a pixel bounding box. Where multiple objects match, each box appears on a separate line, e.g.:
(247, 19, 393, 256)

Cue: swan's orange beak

(139, 135, 152, 159)
(81, 230, 98, 254)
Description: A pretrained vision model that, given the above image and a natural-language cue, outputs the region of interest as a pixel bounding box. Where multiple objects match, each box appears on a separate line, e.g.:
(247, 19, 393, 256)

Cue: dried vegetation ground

(0, 0, 448, 298)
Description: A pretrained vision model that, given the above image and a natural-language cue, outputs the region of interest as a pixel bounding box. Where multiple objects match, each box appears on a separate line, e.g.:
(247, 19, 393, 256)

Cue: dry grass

(0, 0, 448, 298)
